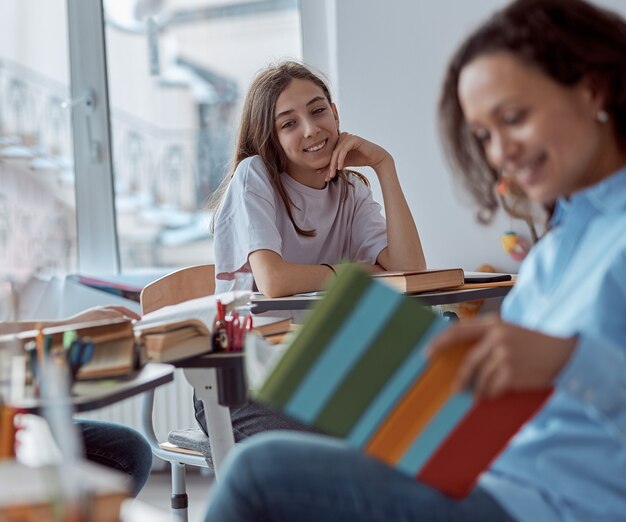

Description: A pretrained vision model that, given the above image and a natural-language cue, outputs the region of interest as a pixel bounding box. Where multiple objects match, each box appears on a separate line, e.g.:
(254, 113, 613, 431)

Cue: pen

(24, 340, 38, 386)
(231, 313, 241, 351)
(35, 326, 46, 381)
(63, 330, 78, 351)
(43, 332, 54, 355)
(225, 313, 234, 351)
(69, 338, 94, 381)
(243, 314, 253, 331)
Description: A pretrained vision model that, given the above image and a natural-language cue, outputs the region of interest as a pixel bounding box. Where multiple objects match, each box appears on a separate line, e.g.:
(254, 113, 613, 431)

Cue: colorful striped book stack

(255, 265, 551, 498)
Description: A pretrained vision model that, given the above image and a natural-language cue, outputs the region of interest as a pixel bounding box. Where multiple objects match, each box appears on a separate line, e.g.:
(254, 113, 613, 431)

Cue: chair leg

(183, 368, 235, 477)
(171, 461, 188, 522)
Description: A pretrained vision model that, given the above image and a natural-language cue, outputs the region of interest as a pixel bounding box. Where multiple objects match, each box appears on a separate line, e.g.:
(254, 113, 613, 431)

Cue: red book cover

(417, 390, 552, 498)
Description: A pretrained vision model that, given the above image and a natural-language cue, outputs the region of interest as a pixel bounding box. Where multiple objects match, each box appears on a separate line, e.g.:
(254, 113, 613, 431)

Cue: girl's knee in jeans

(222, 432, 281, 473)
(219, 431, 305, 486)
(221, 431, 344, 484)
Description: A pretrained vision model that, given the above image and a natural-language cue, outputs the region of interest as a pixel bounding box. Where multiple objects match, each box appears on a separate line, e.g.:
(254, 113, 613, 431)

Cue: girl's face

(274, 78, 339, 185)
(458, 52, 613, 204)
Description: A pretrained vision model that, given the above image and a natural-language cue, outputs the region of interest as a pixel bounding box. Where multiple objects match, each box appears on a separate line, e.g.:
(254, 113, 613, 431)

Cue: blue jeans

(77, 420, 153, 497)
(194, 398, 316, 467)
(204, 432, 516, 522)
(195, 398, 314, 442)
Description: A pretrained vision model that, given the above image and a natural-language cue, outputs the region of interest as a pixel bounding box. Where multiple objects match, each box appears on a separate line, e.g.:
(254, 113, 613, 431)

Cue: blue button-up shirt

(479, 167, 626, 522)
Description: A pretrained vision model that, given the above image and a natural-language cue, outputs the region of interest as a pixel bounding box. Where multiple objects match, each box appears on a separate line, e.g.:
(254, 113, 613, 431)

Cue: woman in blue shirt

(203, 0, 626, 520)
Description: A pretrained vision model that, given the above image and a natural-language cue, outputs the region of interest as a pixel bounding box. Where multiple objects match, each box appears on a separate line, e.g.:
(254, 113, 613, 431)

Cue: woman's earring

(596, 110, 609, 123)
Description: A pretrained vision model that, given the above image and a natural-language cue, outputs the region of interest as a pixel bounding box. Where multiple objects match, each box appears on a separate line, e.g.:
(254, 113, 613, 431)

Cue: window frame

(67, 0, 315, 274)
(67, 0, 119, 273)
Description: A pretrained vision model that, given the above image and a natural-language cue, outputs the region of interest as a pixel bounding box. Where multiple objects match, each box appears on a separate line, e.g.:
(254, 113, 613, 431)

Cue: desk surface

(251, 282, 513, 313)
(12, 362, 174, 414)
(171, 351, 243, 369)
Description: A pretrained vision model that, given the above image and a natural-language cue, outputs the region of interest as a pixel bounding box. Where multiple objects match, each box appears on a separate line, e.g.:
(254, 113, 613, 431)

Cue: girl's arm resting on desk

(248, 249, 379, 297)
(325, 134, 426, 271)
(249, 250, 334, 298)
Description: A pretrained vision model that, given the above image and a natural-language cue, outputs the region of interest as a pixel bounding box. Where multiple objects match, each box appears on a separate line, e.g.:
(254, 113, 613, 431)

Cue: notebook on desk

(463, 272, 513, 284)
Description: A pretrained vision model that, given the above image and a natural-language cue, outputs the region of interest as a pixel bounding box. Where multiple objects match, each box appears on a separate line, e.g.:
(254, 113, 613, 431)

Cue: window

(0, 0, 76, 275)
(0, 0, 303, 276)
(103, 0, 302, 270)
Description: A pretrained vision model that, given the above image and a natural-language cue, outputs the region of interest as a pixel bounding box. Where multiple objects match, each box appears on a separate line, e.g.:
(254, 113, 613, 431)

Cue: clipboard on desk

(463, 272, 513, 284)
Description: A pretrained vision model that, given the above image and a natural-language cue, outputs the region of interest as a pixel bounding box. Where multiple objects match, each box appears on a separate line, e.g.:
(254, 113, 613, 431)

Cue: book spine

(256, 268, 371, 406)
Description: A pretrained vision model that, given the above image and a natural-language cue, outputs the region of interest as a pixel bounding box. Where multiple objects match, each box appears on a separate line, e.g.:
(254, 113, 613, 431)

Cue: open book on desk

(135, 291, 291, 362)
(254, 266, 551, 498)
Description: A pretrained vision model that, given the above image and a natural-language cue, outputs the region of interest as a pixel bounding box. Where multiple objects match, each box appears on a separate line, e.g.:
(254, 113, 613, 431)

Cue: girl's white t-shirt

(214, 155, 388, 293)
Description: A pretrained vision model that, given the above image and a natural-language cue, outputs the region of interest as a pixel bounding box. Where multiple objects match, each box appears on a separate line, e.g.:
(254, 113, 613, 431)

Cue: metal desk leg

(183, 368, 235, 477)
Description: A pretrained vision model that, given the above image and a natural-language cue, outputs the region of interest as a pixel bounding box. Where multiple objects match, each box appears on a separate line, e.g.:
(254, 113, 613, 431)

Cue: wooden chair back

(140, 264, 215, 315)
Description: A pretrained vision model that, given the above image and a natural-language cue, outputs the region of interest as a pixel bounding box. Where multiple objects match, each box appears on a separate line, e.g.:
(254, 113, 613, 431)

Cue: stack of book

(2, 318, 137, 380)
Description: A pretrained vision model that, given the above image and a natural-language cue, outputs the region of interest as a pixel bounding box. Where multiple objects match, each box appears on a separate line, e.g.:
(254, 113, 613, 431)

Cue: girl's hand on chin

(323, 132, 391, 181)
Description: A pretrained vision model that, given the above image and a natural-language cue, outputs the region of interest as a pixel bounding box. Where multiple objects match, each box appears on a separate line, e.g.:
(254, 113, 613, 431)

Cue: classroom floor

(137, 467, 215, 522)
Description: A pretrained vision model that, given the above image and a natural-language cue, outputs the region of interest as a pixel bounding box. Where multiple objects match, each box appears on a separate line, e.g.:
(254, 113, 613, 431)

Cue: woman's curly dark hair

(439, 0, 626, 224)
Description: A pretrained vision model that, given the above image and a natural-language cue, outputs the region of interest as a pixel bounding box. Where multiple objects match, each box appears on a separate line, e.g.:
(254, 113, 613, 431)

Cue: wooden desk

(10, 363, 174, 414)
(251, 282, 514, 313)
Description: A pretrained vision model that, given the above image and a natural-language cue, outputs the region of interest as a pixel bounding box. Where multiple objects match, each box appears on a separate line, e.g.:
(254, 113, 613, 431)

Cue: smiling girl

(211, 61, 425, 297)
(193, 61, 426, 465)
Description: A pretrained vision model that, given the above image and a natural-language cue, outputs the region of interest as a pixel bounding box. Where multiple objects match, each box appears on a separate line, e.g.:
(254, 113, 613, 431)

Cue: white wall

(302, 0, 626, 273)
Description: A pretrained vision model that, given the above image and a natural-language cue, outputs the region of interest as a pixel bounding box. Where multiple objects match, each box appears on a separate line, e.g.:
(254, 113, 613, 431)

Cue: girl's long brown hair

(209, 61, 367, 236)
